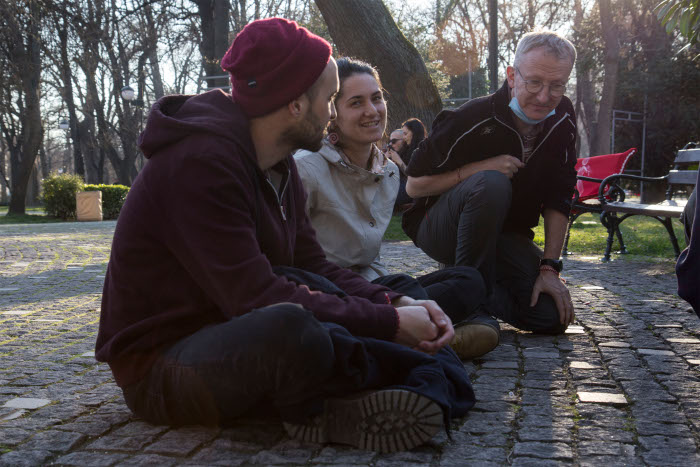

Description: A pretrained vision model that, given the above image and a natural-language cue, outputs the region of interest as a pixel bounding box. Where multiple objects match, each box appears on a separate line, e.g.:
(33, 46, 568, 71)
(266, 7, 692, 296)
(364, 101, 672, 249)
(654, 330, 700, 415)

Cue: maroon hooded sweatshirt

(95, 90, 400, 387)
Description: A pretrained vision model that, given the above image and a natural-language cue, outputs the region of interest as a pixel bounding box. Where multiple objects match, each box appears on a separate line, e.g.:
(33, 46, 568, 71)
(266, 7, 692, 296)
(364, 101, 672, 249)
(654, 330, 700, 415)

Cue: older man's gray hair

(513, 30, 577, 68)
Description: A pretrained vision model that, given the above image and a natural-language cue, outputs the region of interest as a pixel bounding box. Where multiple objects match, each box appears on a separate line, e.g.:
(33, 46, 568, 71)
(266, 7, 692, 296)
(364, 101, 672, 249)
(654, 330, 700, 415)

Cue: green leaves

(656, 0, 700, 51)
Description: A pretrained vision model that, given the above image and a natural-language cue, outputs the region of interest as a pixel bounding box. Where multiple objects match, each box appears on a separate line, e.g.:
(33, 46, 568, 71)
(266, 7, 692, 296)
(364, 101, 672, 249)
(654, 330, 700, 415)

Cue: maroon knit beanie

(221, 18, 332, 117)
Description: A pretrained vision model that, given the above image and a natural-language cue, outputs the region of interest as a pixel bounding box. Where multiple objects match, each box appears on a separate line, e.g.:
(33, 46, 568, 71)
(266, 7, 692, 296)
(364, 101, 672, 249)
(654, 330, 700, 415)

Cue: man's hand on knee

(530, 270, 575, 326)
(394, 298, 454, 355)
(479, 155, 524, 179)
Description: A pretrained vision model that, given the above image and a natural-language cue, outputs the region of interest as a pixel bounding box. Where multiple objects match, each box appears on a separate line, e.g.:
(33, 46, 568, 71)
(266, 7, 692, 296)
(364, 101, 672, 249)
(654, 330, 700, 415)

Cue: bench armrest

(597, 173, 669, 204)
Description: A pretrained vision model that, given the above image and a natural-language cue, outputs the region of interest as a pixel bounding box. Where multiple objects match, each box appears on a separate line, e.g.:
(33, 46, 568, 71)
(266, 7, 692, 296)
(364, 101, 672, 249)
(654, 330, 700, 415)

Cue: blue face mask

(508, 96, 555, 125)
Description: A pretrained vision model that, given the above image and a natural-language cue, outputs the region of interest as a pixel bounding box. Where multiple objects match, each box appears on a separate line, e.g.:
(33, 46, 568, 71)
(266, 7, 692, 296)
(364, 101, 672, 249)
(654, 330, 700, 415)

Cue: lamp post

(120, 85, 145, 170)
(58, 118, 71, 174)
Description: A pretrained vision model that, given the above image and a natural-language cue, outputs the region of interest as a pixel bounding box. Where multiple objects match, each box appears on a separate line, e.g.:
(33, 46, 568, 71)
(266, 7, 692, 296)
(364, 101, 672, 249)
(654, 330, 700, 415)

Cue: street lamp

(58, 119, 70, 131)
(121, 85, 135, 102)
(120, 85, 146, 170)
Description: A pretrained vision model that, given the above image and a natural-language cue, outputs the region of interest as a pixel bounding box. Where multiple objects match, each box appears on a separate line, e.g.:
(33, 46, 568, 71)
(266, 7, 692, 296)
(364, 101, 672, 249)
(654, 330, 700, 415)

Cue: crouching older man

(403, 30, 578, 335)
(95, 17, 474, 453)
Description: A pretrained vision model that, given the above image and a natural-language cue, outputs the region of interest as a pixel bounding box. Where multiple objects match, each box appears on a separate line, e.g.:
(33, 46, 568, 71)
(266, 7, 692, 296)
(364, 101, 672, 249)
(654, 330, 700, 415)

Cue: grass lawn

(0, 206, 62, 225)
(384, 212, 687, 259)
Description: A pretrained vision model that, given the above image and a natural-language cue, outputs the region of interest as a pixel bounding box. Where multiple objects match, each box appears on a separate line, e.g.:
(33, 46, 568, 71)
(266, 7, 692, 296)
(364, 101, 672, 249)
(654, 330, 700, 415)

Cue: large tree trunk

(488, 0, 498, 92)
(3, 0, 44, 215)
(315, 0, 442, 133)
(56, 8, 85, 178)
(590, 0, 619, 156)
(194, 0, 231, 90)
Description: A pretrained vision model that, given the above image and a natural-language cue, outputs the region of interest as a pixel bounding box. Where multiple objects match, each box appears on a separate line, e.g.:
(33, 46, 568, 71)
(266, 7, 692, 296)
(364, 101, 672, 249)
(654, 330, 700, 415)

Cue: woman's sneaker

(450, 314, 500, 360)
(284, 389, 443, 453)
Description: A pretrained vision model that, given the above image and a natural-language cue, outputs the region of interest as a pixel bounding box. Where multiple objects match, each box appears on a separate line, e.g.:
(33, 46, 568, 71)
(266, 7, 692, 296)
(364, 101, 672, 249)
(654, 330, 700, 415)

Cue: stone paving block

(247, 439, 316, 465)
(480, 360, 519, 369)
(471, 401, 517, 413)
(516, 427, 572, 443)
(374, 449, 435, 466)
(86, 432, 156, 452)
(0, 449, 54, 467)
(577, 392, 627, 405)
(569, 361, 601, 369)
(144, 426, 219, 456)
(3, 397, 51, 409)
(641, 450, 700, 466)
(0, 427, 31, 446)
(512, 442, 573, 460)
(114, 453, 178, 466)
(598, 341, 631, 348)
(631, 402, 686, 423)
(19, 429, 85, 453)
(54, 451, 130, 466)
(456, 432, 509, 447)
(520, 415, 574, 430)
(311, 446, 376, 464)
(577, 441, 630, 456)
(638, 348, 675, 356)
(577, 426, 635, 443)
(511, 458, 569, 467)
(185, 438, 259, 465)
(439, 445, 507, 465)
(520, 379, 566, 390)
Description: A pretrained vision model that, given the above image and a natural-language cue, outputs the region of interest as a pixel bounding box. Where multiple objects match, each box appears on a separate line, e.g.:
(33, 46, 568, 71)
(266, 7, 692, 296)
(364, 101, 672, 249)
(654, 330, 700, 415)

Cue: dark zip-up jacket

(403, 81, 577, 240)
(95, 90, 400, 387)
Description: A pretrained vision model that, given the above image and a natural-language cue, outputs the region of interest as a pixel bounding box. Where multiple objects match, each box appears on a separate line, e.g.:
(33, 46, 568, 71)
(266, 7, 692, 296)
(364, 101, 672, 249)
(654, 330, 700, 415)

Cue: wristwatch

(540, 258, 563, 273)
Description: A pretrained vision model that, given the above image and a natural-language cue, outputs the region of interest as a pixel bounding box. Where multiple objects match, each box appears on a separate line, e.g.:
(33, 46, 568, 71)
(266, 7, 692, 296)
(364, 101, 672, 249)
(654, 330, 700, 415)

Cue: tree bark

(194, 0, 231, 90)
(488, 0, 499, 92)
(56, 5, 85, 178)
(590, 0, 619, 156)
(315, 0, 442, 133)
(1, 0, 45, 215)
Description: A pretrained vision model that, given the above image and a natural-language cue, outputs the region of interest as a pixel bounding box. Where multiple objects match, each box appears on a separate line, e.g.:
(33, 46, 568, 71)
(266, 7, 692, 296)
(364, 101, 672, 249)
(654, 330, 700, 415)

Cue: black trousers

(122, 267, 475, 427)
(372, 267, 486, 325)
(414, 170, 565, 334)
(683, 187, 696, 244)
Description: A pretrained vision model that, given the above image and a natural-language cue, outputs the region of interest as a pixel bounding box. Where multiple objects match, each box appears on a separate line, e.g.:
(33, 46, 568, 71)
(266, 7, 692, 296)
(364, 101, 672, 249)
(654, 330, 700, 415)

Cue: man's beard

(284, 110, 326, 152)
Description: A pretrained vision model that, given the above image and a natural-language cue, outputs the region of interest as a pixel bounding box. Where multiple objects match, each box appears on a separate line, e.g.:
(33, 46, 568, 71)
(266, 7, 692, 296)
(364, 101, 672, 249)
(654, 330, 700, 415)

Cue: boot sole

(284, 389, 443, 452)
(451, 323, 500, 360)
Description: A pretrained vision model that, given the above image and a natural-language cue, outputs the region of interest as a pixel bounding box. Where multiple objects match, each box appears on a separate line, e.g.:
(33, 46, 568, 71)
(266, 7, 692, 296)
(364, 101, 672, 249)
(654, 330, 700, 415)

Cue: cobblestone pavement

(0, 222, 699, 466)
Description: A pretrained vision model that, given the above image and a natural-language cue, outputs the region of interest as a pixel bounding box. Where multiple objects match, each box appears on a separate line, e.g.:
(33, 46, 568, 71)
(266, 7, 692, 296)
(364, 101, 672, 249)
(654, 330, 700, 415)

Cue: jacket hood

(316, 140, 389, 175)
(138, 89, 253, 159)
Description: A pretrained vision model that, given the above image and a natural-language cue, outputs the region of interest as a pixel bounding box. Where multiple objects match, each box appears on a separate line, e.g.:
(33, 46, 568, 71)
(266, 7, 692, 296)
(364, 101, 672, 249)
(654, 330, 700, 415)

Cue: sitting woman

(386, 118, 427, 210)
(295, 57, 499, 360)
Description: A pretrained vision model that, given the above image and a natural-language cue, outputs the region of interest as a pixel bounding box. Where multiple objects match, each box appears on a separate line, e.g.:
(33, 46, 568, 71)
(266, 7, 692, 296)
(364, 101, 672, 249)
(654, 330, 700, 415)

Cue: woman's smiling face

(334, 73, 387, 145)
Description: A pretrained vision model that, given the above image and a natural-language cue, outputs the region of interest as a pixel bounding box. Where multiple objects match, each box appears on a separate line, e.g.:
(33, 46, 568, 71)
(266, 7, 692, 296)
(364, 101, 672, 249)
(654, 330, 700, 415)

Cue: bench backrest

(669, 147, 700, 187)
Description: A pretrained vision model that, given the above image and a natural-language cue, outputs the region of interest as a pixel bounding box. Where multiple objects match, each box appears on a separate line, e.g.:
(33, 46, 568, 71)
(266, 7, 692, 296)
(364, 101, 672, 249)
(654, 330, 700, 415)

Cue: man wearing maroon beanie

(96, 17, 473, 453)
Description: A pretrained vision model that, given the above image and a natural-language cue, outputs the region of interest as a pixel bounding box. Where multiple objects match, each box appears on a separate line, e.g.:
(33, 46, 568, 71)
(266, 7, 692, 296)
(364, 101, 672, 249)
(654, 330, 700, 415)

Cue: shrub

(41, 173, 84, 220)
(84, 184, 130, 219)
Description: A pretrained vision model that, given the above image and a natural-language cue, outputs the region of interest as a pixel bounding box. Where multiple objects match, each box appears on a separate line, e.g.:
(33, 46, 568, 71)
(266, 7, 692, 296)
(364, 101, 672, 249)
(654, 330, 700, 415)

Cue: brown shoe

(283, 389, 443, 452)
(450, 318, 500, 360)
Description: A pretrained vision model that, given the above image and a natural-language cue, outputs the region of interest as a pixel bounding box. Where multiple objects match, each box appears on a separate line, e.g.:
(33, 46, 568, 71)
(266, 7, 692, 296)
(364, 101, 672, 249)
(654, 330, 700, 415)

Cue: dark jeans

(123, 267, 474, 426)
(395, 176, 413, 207)
(683, 187, 696, 243)
(372, 267, 486, 325)
(414, 170, 565, 334)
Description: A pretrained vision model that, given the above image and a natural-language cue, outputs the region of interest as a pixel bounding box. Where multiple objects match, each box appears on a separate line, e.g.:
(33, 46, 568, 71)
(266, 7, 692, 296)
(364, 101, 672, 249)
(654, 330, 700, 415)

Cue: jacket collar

(319, 139, 389, 175)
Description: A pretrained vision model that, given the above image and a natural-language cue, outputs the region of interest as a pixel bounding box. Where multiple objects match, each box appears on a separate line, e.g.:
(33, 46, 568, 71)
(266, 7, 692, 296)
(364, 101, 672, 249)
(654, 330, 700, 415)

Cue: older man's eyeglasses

(515, 67, 567, 97)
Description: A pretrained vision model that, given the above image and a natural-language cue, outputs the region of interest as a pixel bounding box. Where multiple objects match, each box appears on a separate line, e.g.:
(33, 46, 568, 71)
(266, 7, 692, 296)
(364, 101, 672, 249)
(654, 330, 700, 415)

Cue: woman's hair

(334, 57, 383, 103)
(328, 57, 385, 144)
(402, 118, 427, 156)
